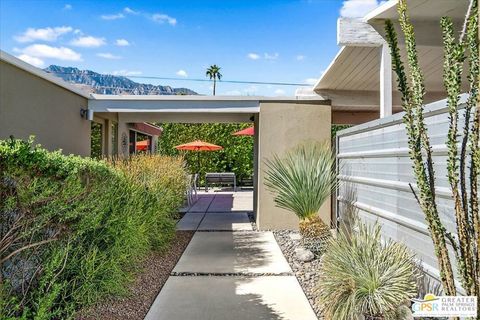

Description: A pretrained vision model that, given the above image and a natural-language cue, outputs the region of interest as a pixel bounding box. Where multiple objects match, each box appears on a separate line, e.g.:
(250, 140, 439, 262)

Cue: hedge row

(0, 139, 187, 319)
(157, 123, 254, 183)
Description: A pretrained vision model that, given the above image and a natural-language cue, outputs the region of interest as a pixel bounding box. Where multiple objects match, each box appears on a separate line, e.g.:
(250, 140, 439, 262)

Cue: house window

(135, 132, 152, 153)
(129, 130, 136, 154)
(128, 130, 153, 154)
(91, 122, 103, 158)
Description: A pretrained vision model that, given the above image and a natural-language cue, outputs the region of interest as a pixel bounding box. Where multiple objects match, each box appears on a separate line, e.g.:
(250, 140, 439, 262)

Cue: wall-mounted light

(80, 108, 94, 121)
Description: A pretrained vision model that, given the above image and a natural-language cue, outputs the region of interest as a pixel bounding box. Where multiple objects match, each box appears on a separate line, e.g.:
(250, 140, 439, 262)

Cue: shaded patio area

(177, 190, 254, 231)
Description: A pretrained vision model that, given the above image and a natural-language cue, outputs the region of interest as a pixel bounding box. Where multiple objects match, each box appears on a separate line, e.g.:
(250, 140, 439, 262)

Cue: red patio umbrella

(232, 126, 254, 136)
(174, 140, 223, 172)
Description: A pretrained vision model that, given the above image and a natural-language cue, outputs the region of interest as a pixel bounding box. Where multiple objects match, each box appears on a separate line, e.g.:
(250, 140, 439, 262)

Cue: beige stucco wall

(257, 102, 332, 230)
(0, 61, 90, 156)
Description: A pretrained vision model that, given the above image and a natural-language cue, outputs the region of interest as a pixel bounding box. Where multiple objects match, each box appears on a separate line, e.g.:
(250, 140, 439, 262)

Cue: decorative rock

(274, 230, 324, 319)
(295, 247, 315, 262)
(397, 305, 414, 320)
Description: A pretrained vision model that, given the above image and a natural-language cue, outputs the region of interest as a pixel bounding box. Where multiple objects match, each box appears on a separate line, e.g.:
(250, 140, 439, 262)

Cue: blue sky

(0, 0, 385, 96)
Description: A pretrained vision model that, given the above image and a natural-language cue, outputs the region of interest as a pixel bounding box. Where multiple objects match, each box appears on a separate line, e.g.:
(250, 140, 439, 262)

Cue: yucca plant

(264, 142, 336, 254)
(317, 222, 417, 320)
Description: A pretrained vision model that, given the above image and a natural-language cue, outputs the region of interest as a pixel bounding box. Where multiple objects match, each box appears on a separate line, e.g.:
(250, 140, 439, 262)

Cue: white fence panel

(336, 96, 470, 282)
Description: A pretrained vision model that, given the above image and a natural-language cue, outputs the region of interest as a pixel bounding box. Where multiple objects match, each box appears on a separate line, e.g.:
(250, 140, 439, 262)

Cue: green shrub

(317, 222, 417, 320)
(0, 138, 187, 319)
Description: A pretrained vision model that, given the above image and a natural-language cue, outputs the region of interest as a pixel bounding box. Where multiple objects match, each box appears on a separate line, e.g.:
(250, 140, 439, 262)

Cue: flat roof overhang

(88, 94, 329, 123)
(313, 0, 469, 112)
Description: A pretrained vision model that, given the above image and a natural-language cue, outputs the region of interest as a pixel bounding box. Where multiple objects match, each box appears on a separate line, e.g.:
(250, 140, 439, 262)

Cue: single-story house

(1, 51, 334, 230)
(0, 0, 468, 238)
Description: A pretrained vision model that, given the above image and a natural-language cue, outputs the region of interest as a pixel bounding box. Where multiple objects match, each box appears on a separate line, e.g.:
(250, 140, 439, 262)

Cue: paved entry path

(145, 191, 317, 320)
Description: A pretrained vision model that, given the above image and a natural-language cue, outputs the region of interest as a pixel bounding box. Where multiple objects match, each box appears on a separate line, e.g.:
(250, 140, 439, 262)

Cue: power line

(127, 75, 311, 87)
(45, 71, 312, 87)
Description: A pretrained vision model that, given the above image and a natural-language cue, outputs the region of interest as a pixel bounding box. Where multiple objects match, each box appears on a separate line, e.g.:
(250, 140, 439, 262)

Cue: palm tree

(206, 65, 222, 95)
(264, 142, 336, 254)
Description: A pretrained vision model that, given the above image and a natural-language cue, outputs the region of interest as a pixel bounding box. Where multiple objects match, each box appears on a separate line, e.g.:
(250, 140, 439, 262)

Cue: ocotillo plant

(384, 0, 479, 309)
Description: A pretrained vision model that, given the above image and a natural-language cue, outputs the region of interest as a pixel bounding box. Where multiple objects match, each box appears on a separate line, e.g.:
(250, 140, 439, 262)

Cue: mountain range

(44, 65, 197, 95)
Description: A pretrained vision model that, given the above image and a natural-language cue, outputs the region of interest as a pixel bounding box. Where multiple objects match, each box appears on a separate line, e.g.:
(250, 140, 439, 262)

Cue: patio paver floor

(146, 191, 317, 320)
(197, 212, 252, 231)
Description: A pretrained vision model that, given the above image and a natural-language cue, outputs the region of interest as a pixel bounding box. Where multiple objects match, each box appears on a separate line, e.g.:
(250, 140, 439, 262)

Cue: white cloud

(264, 52, 279, 60)
(112, 70, 142, 76)
(115, 39, 130, 46)
(176, 69, 188, 77)
(151, 13, 177, 26)
(14, 26, 73, 43)
(274, 89, 286, 96)
(16, 44, 82, 61)
(101, 13, 125, 20)
(17, 54, 45, 68)
(340, 0, 386, 18)
(304, 78, 318, 85)
(124, 7, 139, 15)
(63, 4, 72, 10)
(296, 55, 305, 61)
(247, 52, 278, 60)
(70, 36, 106, 47)
(97, 52, 122, 59)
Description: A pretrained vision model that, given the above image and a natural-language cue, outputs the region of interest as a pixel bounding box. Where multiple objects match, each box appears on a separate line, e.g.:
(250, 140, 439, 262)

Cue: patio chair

(185, 174, 197, 206)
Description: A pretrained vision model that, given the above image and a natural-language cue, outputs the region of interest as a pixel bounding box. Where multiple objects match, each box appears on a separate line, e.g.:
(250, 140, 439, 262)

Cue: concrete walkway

(145, 192, 317, 320)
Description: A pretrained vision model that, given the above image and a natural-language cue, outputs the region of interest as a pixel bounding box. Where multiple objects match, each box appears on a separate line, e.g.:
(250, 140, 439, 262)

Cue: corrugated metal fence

(336, 96, 469, 281)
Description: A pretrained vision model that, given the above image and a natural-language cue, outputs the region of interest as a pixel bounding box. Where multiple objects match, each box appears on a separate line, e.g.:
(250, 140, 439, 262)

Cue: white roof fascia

(89, 94, 326, 103)
(363, 0, 398, 22)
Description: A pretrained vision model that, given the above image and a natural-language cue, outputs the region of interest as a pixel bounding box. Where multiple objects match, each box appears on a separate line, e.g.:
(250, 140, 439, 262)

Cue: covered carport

(88, 94, 332, 230)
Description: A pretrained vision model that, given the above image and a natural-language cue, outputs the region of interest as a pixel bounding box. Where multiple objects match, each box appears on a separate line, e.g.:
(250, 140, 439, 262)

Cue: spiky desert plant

(264, 142, 336, 254)
(384, 0, 479, 306)
(317, 222, 417, 320)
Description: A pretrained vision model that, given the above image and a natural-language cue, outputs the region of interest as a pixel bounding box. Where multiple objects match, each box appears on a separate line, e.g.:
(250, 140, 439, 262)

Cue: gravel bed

(273, 230, 324, 319)
(76, 231, 194, 320)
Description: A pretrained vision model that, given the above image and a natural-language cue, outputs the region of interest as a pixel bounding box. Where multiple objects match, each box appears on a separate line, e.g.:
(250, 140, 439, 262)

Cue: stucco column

(256, 102, 332, 230)
(380, 43, 392, 118)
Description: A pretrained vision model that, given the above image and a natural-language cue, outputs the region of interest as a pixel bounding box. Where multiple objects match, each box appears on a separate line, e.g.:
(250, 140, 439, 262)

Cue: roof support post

(380, 43, 392, 118)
